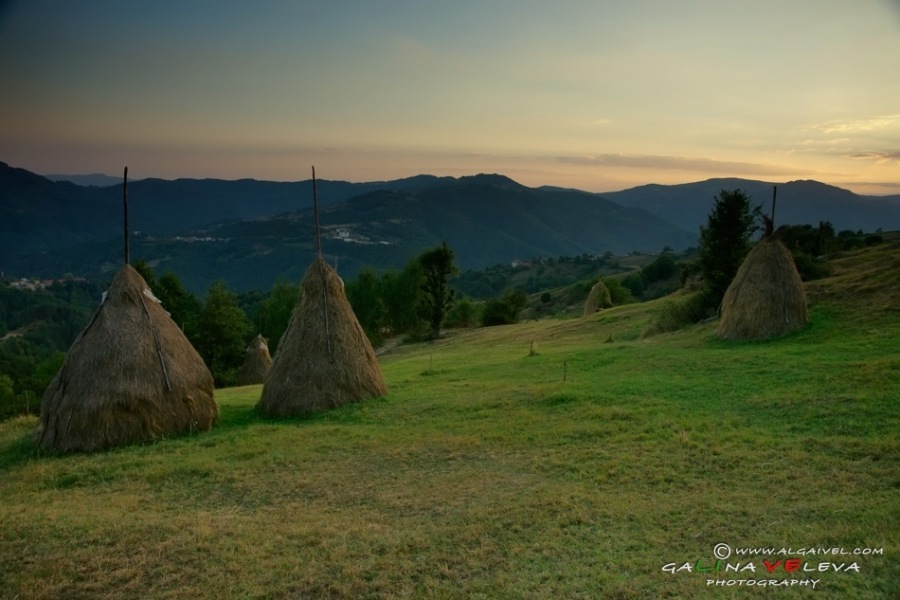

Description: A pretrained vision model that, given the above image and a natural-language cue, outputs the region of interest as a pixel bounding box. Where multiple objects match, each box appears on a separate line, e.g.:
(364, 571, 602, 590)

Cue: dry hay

(718, 237, 809, 340)
(583, 279, 612, 316)
(257, 257, 388, 416)
(36, 264, 217, 453)
(238, 334, 272, 385)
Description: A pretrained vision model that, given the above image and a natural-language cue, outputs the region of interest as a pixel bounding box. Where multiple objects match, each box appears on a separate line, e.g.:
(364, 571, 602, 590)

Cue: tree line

(1, 197, 884, 419)
(0, 243, 466, 417)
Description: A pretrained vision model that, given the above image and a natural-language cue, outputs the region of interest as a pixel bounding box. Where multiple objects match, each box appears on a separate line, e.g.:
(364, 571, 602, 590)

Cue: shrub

(792, 253, 833, 281)
(481, 289, 528, 326)
(644, 291, 715, 337)
(603, 277, 634, 305)
(444, 296, 480, 329)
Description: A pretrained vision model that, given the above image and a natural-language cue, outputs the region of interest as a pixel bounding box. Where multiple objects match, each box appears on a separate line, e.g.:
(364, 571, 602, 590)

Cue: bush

(792, 253, 832, 281)
(481, 289, 528, 327)
(644, 292, 715, 336)
(444, 296, 480, 329)
(622, 272, 646, 297)
(602, 277, 634, 305)
(0, 374, 18, 419)
(642, 255, 678, 283)
(864, 235, 883, 246)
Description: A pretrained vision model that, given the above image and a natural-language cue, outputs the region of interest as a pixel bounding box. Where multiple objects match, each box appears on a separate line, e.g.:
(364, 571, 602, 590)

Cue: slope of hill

(1, 243, 896, 598)
(44, 173, 126, 187)
(0, 162, 121, 255)
(2, 171, 695, 292)
(598, 177, 900, 233)
(5, 161, 900, 294)
(0, 161, 448, 257)
(304, 174, 695, 266)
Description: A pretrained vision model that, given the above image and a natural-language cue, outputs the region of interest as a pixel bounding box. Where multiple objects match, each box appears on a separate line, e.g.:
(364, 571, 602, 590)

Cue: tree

(813, 220, 838, 256)
(697, 189, 761, 310)
(603, 277, 634, 305)
(131, 259, 158, 290)
(444, 296, 479, 329)
(481, 288, 528, 326)
(257, 279, 300, 354)
(381, 261, 425, 334)
(345, 269, 387, 345)
(156, 271, 202, 342)
(0, 374, 17, 419)
(21, 351, 65, 401)
(196, 281, 252, 387)
(642, 255, 677, 283)
(622, 272, 646, 297)
(417, 243, 458, 339)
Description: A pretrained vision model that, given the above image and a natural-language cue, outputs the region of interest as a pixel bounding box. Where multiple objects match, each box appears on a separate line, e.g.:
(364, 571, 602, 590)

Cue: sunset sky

(1, 0, 898, 194)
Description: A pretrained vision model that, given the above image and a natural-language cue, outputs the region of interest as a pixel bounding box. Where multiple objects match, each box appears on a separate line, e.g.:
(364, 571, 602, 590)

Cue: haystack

(36, 264, 217, 452)
(257, 257, 387, 416)
(583, 279, 612, 316)
(717, 237, 808, 340)
(238, 334, 272, 385)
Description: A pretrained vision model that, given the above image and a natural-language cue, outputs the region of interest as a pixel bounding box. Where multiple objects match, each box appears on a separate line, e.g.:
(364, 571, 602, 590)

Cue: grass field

(1, 243, 898, 599)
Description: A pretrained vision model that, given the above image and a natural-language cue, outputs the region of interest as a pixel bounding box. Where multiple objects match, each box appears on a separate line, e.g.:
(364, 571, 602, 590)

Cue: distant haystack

(717, 237, 808, 340)
(583, 279, 612, 316)
(238, 334, 272, 385)
(36, 264, 217, 452)
(257, 257, 387, 416)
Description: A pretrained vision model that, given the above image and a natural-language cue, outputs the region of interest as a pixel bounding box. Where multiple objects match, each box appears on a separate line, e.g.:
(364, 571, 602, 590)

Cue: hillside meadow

(0, 242, 898, 599)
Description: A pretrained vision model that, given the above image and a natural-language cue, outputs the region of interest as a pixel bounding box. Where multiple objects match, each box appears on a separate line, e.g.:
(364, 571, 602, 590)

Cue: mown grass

(0, 243, 898, 599)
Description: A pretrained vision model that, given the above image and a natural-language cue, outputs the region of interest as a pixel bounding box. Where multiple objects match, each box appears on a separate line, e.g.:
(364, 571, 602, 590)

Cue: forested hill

(597, 178, 900, 233)
(4, 161, 900, 294)
(0, 161, 449, 256)
(2, 168, 693, 292)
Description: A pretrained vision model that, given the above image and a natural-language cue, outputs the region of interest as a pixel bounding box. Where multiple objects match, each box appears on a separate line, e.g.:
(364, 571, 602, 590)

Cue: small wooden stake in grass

(563, 360, 568, 382)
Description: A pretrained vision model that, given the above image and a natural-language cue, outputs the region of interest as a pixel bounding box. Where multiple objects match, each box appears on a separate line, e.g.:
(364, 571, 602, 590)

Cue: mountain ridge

(598, 177, 900, 233)
(3, 161, 899, 293)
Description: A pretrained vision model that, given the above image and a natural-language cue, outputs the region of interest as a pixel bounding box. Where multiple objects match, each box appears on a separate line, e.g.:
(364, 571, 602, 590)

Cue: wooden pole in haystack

(312, 165, 322, 258)
(256, 164, 387, 416)
(763, 185, 777, 238)
(311, 166, 332, 359)
(123, 166, 129, 264)
(771, 185, 777, 230)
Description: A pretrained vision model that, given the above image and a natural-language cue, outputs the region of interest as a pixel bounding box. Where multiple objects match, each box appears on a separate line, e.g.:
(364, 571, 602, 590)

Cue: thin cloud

(815, 115, 900, 134)
(848, 150, 900, 162)
(555, 153, 797, 176)
(853, 181, 900, 190)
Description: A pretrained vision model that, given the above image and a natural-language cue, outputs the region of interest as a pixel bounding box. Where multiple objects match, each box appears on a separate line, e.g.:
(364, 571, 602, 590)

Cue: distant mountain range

(44, 173, 129, 187)
(598, 178, 900, 234)
(2, 161, 899, 293)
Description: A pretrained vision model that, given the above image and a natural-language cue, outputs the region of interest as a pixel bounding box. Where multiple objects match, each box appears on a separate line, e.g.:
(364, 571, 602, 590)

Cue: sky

(1, 0, 899, 194)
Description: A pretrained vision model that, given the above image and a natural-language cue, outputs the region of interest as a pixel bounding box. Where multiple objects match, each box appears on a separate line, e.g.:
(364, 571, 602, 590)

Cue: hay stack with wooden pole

(257, 256, 388, 415)
(717, 186, 809, 340)
(583, 279, 612, 316)
(36, 167, 217, 452)
(238, 334, 272, 385)
(257, 167, 387, 416)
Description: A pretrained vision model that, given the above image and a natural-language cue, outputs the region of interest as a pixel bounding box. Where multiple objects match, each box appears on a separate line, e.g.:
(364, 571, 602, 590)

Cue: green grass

(1, 243, 898, 599)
